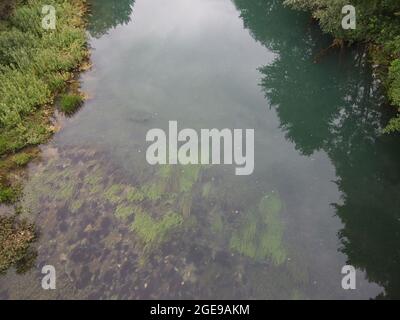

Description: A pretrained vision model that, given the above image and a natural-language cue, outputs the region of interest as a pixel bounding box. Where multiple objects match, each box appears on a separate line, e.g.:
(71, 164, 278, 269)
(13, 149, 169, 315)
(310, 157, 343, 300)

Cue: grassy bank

(0, 0, 88, 203)
(284, 0, 400, 133)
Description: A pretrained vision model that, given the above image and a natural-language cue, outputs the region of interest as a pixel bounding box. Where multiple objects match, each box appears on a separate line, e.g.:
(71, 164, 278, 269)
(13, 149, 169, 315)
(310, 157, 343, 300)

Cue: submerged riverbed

(1, 0, 400, 299)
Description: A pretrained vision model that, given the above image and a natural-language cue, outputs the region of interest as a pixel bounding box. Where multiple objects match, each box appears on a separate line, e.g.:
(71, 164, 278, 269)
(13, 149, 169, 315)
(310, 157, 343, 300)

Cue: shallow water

(1, 0, 400, 299)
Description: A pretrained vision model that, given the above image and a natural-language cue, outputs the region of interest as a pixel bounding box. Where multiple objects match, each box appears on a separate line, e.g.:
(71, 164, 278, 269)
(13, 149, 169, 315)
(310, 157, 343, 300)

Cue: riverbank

(284, 0, 400, 133)
(0, 0, 89, 204)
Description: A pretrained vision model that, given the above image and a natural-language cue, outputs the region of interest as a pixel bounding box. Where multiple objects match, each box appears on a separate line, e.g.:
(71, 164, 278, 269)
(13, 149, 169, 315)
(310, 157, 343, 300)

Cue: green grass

(59, 93, 83, 115)
(0, 0, 88, 204)
(0, 0, 87, 155)
(0, 185, 19, 203)
(11, 152, 34, 167)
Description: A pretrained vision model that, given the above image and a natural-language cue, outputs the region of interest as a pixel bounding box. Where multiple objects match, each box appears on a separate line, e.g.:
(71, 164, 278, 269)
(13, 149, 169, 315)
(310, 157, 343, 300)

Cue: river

(1, 0, 399, 299)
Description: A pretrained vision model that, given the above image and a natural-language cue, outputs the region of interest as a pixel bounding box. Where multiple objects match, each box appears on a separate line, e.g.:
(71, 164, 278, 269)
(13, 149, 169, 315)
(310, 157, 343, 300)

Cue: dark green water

(1, 0, 400, 299)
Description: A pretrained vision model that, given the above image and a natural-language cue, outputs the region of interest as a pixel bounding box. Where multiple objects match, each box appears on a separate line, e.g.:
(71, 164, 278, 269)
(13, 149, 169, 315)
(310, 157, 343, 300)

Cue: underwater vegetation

(20, 148, 203, 259)
(0, 215, 36, 274)
(0, 185, 19, 204)
(230, 191, 287, 265)
(0, 148, 39, 204)
(130, 211, 183, 249)
(11, 152, 34, 167)
(112, 164, 201, 250)
(0, 145, 311, 299)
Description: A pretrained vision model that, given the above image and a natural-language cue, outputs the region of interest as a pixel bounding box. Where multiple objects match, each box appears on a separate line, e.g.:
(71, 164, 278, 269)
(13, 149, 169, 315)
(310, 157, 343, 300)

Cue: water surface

(1, 0, 400, 299)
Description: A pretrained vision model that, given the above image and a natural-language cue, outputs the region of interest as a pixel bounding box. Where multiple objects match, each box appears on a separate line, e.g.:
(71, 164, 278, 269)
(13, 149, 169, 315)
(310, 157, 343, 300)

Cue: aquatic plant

(0, 216, 36, 274)
(180, 193, 193, 217)
(201, 181, 213, 199)
(210, 210, 224, 234)
(83, 167, 105, 195)
(125, 185, 145, 203)
(178, 165, 201, 193)
(59, 94, 84, 115)
(17, 149, 205, 271)
(104, 184, 125, 205)
(20, 157, 80, 213)
(139, 165, 202, 206)
(230, 192, 287, 265)
(141, 183, 164, 201)
(0, 185, 19, 203)
(11, 152, 34, 167)
(0, 151, 31, 204)
(130, 211, 183, 249)
(115, 204, 134, 220)
(70, 198, 84, 214)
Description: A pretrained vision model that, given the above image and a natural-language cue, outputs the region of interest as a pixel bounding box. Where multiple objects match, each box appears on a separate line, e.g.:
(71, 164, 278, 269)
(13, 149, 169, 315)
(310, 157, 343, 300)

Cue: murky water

(1, 0, 400, 299)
